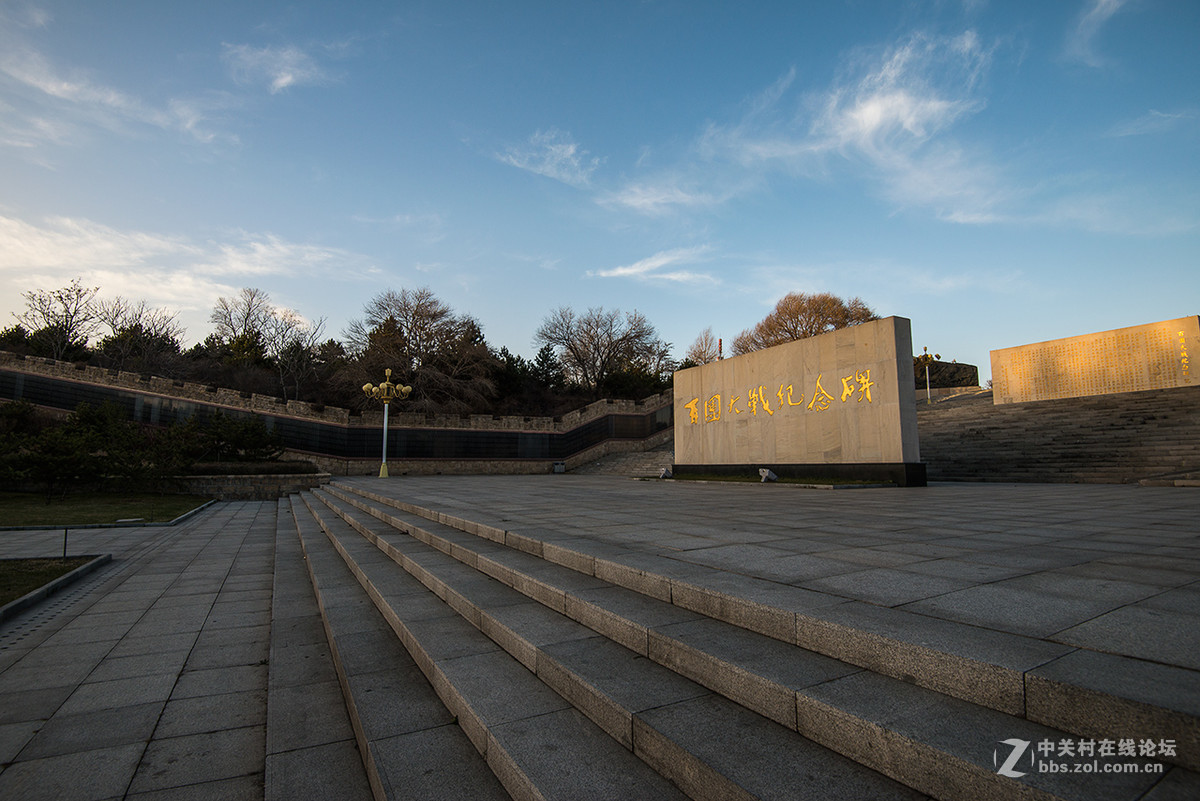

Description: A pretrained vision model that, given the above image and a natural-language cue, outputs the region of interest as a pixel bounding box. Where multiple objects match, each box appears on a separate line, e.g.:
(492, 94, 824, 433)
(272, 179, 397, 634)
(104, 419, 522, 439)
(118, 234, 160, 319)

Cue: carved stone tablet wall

(991, 316, 1199, 405)
(673, 316, 920, 467)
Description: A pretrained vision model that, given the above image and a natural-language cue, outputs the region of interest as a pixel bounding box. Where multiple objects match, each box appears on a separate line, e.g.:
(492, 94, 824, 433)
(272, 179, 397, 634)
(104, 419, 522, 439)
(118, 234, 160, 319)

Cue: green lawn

(0, 492, 211, 527)
(0, 557, 94, 607)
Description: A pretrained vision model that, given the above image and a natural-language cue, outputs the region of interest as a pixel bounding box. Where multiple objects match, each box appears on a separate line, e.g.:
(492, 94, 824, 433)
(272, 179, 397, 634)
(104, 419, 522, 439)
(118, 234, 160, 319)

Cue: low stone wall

(172, 473, 332, 500)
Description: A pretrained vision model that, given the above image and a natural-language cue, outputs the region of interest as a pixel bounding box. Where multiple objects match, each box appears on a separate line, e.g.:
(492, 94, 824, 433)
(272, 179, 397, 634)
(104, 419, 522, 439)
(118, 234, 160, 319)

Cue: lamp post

(917, 346, 940, 404)
(362, 368, 411, 477)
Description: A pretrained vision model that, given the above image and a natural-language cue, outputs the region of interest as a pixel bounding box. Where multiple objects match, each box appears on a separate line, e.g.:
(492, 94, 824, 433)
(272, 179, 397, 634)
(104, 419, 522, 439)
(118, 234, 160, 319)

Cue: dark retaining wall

(0, 355, 672, 467)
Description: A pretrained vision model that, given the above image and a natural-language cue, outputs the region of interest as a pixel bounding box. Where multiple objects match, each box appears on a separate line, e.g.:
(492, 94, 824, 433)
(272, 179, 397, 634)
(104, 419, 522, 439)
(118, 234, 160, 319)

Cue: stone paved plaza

(0, 477, 1196, 800)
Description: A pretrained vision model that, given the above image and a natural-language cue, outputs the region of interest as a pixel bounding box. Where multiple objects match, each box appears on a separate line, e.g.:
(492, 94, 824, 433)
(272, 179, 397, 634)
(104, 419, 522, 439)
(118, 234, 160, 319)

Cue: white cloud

(603, 26, 1194, 237)
(0, 214, 377, 338)
(599, 182, 722, 215)
(353, 211, 447, 245)
(1064, 0, 1130, 67)
(498, 129, 601, 187)
(0, 41, 233, 148)
(0, 215, 199, 271)
(747, 258, 1028, 310)
(222, 43, 328, 93)
(610, 31, 1005, 223)
(588, 246, 715, 284)
(200, 233, 356, 276)
(1107, 109, 1197, 138)
(1, 46, 148, 123)
(1031, 190, 1196, 236)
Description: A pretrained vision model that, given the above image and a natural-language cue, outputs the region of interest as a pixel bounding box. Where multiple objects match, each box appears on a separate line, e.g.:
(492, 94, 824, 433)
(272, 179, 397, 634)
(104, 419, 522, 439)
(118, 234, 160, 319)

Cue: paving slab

(17, 701, 161, 762)
(0, 742, 146, 801)
(0, 500, 278, 801)
(635, 692, 925, 801)
(3, 476, 1197, 799)
(334, 475, 1200, 774)
(128, 725, 265, 794)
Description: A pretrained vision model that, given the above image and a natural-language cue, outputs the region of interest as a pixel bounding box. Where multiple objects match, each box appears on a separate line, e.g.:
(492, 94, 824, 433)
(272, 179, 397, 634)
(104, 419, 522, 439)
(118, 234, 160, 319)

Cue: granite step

(295, 492, 694, 801)
(283, 496, 510, 801)
(265, 497, 374, 801)
(309, 487, 1199, 800)
(917, 385, 1200, 482)
(300, 490, 926, 801)
(326, 483, 1200, 777)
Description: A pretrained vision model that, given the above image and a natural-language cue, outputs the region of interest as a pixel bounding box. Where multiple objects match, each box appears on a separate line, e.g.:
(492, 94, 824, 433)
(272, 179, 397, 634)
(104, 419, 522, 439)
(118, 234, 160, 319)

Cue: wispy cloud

(222, 44, 329, 93)
(353, 210, 447, 244)
(775, 32, 997, 216)
(1107, 109, 1197, 138)
(587, 245, 715, 284)
(598, 182, 723, 216)
(603, 26, 1195, 236)
(746, 258, 1028, 313)
(0, 39, 234, 148)
(0, 214, 377, 328)
(813, 35, 986, 155)
(1064, 0, 1130, 67)
(200, 232, 372, 277)
(498, 129, 601, 187)
(611, 31, 1003, 222)
(0, 215, 199, 271)
(0, 22, 327, 155)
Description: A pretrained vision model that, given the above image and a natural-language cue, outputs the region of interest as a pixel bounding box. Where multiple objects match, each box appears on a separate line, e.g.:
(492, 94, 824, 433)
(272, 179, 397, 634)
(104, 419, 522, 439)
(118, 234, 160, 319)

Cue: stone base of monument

(671, 461, 927, 487)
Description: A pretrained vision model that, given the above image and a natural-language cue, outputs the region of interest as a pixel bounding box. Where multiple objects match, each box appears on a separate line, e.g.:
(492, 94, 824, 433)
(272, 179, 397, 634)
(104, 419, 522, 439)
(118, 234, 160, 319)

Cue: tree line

(0, 399, 305, 501)
(2, 280, 691, 416)
(2, 279, 883, 416)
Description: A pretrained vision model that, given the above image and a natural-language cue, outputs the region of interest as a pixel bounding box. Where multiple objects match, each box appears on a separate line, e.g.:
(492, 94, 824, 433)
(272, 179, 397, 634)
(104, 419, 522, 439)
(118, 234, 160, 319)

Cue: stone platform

(0, 477, 1197, 800)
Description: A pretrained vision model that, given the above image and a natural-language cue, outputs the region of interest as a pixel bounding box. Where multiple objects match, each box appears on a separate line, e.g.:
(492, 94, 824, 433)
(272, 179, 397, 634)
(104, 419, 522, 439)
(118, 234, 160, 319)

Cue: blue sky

(1, 0, 1196, 382)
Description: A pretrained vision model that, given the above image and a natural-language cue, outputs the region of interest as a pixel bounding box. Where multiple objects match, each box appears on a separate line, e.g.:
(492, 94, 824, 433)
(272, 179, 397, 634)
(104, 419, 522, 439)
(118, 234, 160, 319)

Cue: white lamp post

(918, 346, 940, 404)
(362, 368, 412, 477)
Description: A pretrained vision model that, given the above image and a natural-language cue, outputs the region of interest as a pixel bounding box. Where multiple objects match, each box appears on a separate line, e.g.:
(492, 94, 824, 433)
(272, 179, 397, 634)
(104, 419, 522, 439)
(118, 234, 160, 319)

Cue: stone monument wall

(673, 316, 920, 475)
(990, 316, 1198, 405)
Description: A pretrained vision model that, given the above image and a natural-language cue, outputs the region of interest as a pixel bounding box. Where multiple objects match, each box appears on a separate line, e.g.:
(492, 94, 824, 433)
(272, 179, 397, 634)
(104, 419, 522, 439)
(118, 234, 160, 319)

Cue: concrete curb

(0, 553, 112, 624)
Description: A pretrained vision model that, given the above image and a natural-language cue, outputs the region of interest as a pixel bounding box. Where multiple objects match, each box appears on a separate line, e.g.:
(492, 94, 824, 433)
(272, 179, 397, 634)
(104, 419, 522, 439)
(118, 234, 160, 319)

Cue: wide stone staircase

(268, 480, 1198, 800)
(916, 385, 1200, 483)
(572, 385, 1200, 484)
(570, 441, 676, 477)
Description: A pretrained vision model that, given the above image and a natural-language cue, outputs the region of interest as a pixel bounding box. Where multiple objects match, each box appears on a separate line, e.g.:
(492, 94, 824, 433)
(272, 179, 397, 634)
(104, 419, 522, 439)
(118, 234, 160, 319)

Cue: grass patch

(0, 557, 93, 607)
(0, 492, 210, 527)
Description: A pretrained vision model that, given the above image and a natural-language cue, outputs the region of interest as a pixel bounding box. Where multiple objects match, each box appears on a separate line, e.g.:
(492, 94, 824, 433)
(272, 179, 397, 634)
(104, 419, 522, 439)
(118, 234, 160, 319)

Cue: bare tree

(534, 306, 670, 395)
(96, 297, 185, 340)
(344, 287, 454, 370)
(344, 287, 495, 412)
(16, 278, 100, 360)
(685, 327, 720, 365)
(209, 287, 274, 342)
(94, 297, 186, 373)
(263, 309, 327, 401)
(732, 292, 877, 355)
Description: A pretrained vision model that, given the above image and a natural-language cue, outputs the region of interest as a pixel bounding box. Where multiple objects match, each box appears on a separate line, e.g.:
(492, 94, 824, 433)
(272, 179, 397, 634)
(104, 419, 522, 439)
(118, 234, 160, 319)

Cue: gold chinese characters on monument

(673, 316, 921, 468)
(682, 369, 876, 426)
(990, 316, 1200, 405)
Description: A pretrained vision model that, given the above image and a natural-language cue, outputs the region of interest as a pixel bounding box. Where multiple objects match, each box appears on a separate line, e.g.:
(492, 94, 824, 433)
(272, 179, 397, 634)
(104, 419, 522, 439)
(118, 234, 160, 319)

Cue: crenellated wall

(0, 351, 673, 475)
(0, 350, 671, 434)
